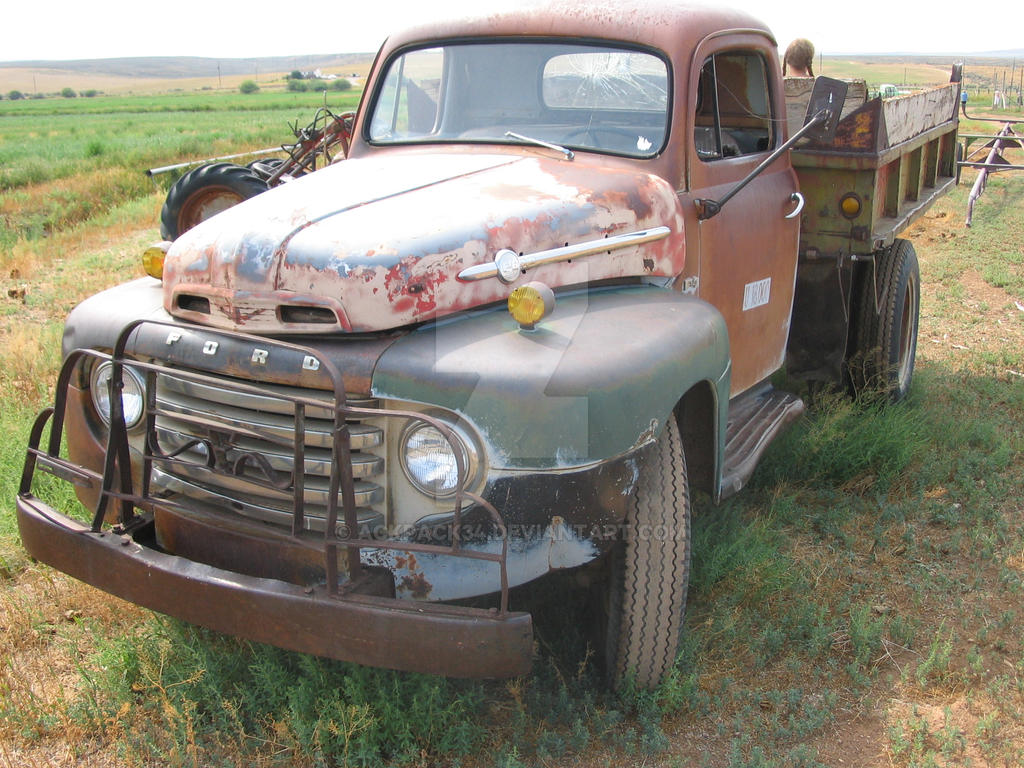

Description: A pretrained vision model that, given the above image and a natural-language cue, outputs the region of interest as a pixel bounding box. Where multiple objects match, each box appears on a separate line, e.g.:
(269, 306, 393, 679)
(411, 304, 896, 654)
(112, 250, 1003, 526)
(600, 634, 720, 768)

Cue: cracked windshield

(368, 42, 669, 158)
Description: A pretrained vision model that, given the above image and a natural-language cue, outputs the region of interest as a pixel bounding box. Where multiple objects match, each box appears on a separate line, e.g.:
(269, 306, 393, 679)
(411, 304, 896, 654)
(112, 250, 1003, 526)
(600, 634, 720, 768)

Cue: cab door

(681, 44, 801, 396)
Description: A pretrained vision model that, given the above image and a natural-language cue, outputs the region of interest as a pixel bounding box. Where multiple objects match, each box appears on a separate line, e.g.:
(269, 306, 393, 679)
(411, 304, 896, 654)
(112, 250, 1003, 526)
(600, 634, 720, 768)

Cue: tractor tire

(848, 238, 920, 402)
(604, 416, 691, 690)
(160, 162, 269, 240)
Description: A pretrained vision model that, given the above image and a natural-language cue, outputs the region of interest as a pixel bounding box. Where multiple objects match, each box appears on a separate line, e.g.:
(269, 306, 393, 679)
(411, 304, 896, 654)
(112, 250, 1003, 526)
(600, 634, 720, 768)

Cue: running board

(720, 387, 805, 500)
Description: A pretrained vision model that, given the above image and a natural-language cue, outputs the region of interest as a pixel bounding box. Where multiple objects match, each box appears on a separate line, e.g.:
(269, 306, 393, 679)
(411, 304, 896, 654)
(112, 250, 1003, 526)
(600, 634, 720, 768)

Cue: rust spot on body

(395, 552, 433, 598)
(399, 571, 433, 599)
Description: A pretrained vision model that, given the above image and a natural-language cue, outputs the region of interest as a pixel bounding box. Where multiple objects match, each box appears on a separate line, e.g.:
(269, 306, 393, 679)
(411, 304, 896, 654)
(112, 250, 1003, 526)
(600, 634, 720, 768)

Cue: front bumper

(16, 493, 533, 678)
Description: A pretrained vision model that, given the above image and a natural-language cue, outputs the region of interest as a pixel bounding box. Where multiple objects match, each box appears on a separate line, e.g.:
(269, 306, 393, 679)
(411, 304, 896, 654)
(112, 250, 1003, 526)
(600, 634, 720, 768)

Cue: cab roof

(380, 0, 776, 57)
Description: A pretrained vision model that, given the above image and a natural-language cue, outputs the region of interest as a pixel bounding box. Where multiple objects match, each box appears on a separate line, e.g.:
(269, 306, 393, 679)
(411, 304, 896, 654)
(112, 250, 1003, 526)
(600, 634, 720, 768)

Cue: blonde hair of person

(784, 39, 815, 78)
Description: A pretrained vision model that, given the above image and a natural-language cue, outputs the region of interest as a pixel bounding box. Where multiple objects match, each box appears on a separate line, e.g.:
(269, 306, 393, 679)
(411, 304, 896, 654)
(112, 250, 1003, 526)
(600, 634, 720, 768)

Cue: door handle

(784, 192, 805, 219)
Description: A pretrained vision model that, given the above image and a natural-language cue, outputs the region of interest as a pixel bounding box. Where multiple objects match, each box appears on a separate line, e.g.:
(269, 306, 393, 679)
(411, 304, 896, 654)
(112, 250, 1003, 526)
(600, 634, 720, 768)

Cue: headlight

(399, 418, 480, 499)
(90, 361, 147, 429)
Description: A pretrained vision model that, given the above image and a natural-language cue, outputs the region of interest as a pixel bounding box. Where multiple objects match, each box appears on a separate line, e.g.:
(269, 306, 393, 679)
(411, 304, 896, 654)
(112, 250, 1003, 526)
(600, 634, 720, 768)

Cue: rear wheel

(848, 238, 920, 402)
(160, 162, 269, 240)
(604, 416, 691, 690)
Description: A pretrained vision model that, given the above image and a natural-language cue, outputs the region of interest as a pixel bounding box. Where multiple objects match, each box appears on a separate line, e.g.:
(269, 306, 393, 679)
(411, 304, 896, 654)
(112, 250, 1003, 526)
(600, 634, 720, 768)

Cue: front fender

(372, 284, 731, 474)
(61, 278, 171, 359)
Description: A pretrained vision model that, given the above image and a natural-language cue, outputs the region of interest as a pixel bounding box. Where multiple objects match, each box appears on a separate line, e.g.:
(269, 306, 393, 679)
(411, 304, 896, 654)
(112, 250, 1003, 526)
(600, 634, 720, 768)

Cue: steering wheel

(561, 125, 650, 151)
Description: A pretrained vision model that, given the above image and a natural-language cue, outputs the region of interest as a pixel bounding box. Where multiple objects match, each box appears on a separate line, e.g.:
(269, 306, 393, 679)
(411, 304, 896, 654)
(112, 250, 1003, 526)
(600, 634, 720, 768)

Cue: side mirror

(802, 76, 849, 143)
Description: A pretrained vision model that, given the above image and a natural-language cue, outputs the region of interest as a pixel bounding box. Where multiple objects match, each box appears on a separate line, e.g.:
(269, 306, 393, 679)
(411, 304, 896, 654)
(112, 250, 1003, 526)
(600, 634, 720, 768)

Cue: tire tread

(613, 417, 691, 688)
(849, 238, 919, 401)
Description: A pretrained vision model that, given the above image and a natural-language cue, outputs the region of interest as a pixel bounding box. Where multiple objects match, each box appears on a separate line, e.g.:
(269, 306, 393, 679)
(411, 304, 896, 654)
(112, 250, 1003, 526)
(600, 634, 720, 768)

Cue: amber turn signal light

(508, 282, 555, 330)
(142, 242, 171, 280)
(840, 193, 862, 219)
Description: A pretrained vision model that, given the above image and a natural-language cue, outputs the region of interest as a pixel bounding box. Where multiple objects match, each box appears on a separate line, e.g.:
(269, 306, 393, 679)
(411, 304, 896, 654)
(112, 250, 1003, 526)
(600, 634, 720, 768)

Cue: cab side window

(695, 51, 774, 161)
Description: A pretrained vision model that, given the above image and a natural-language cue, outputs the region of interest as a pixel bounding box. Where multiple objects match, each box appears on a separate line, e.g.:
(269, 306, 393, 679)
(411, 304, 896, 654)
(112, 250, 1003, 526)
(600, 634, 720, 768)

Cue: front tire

(848, 238, 920, 402)
(160, 162, 269, 240)
(605, 416, 691, 690)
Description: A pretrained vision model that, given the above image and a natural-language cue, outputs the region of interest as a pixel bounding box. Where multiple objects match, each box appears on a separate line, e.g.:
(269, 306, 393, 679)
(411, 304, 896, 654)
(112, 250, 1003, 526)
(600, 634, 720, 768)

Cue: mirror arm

(695, 109, 830, 221)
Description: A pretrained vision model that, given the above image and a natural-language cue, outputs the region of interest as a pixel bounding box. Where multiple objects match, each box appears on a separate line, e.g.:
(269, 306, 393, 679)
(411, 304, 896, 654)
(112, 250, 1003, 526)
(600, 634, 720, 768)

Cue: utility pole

(217, 62, 222, 89)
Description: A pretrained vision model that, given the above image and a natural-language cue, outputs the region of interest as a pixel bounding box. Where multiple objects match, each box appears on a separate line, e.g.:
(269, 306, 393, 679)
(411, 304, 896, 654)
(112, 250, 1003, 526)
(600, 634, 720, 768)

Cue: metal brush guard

(21, 319, 514, 613)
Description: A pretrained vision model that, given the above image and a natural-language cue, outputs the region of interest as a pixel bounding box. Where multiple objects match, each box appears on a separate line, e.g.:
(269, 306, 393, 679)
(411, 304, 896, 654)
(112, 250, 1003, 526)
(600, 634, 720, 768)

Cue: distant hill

(0, 54, 375, 79)
(1, 51, 1018, 98)
(4, 49, 1020, 80)
(0, 54, 379, 96)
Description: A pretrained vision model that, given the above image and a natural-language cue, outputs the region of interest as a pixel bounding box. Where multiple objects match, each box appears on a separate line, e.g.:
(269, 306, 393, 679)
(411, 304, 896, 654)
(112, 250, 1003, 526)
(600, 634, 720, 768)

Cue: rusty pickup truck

(17, 0, 960, 689)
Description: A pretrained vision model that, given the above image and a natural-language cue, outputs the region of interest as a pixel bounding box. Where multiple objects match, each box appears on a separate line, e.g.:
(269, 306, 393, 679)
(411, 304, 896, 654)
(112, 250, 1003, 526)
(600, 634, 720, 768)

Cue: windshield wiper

(504, 131, 574, 160)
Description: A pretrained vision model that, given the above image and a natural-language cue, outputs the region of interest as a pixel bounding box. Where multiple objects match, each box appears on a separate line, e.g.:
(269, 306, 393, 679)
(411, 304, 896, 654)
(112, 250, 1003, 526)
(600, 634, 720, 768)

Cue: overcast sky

(2, 0, 1017, 62)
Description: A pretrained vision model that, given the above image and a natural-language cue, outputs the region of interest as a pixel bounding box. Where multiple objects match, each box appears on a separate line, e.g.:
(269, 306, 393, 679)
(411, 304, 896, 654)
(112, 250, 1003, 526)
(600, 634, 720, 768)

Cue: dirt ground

(913, 208, 1024, 374)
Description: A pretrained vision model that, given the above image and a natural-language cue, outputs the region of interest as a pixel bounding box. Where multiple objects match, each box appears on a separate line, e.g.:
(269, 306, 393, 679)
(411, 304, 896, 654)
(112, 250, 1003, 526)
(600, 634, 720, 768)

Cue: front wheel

(160, 162, 269, 240)
(848, 238, 920, 402)
(604, 416, 691, 690)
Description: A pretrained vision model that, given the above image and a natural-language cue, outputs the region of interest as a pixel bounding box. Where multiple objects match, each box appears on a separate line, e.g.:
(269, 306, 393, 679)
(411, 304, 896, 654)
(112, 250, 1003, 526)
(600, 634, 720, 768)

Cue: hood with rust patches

(163, 151, 685, 333)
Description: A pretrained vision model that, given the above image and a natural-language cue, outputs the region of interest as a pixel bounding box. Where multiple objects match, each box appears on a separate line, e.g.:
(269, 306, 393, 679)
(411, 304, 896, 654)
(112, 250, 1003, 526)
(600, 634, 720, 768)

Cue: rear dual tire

(849, 238, 920, 402)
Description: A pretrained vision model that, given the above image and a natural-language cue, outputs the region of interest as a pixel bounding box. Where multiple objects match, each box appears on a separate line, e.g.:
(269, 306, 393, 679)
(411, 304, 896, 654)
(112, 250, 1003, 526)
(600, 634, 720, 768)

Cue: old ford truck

(17, 1, 961, 689)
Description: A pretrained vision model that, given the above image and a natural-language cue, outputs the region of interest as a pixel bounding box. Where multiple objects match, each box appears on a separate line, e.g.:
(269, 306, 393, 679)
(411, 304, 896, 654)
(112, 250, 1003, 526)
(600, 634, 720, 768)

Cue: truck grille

(150, 369, 387, 537)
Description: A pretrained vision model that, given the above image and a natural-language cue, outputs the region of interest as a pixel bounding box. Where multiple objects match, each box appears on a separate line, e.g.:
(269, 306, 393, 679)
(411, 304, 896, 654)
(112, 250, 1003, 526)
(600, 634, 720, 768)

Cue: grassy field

(818, 58, 955, 87)
(0, 89, 361, 261)
(819, 57, 1022, 90)
(1, 85, 1022, 767)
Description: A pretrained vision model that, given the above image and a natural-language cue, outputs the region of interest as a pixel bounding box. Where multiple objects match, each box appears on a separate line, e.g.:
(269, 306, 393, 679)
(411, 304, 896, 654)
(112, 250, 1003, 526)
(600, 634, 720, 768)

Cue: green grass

(0, 90, 360, 188)
(0, 89, 363, 118)
(65, 619, 489, 767)
(0, 89, 361, 260)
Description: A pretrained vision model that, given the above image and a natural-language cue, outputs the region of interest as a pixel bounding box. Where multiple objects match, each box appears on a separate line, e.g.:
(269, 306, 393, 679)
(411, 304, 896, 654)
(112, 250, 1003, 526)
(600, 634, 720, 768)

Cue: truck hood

(163, 152, 685, 333)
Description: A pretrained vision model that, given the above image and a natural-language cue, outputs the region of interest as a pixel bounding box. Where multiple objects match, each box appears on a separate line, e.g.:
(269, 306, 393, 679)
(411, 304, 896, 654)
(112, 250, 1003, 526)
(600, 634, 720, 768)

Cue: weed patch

(62, 618, 489, 767)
